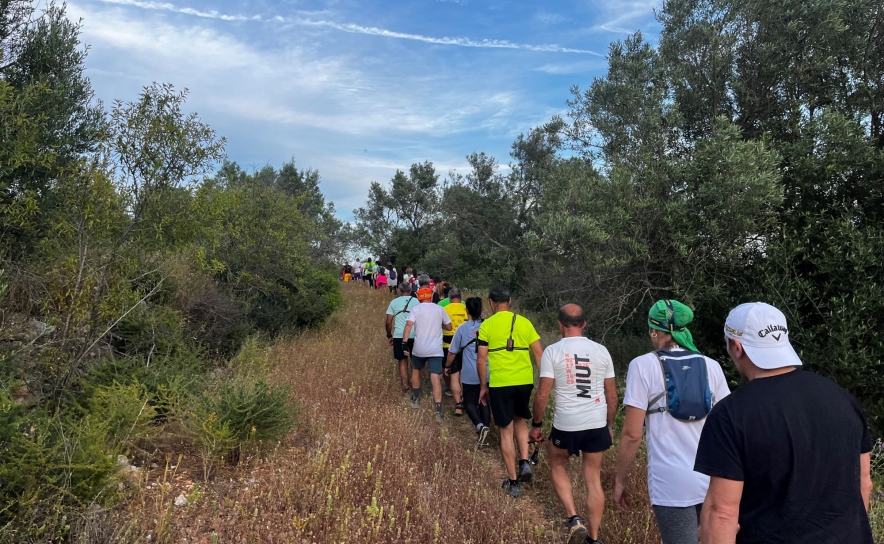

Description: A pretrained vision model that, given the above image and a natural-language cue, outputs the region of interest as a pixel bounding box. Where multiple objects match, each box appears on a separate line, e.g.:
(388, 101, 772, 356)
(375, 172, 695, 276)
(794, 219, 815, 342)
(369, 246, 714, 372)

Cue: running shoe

(567, 517, 588, 544)
(453, 404, 464, 417)
(443, 388, 453, 397)
(435, 410, 443, 422)
(518, 459, 533, 483)
(501, 479, 521, 498)
(477, 425, 490, 448)
(584, 538, 602, 544)
(410, 396, 419, 409)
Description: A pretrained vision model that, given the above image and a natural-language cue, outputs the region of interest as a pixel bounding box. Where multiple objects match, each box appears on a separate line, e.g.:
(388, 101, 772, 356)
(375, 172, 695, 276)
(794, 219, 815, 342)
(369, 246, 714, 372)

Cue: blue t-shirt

(386, 295, 420, 338)
(449, 319, 483, 385)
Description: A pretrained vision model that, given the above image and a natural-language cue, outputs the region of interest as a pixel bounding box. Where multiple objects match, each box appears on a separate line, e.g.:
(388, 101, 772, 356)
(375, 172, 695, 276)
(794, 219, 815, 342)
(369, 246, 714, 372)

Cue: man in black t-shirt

(694, 302, 873, 544)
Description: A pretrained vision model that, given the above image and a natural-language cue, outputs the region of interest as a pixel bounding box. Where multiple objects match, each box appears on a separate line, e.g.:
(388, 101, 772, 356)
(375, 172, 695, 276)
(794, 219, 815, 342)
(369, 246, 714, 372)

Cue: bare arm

(402, 321, 413, 343)
(530, 339, 543, 371)
(861, 452, 872, 512)
(442, 321, 453, 331)
(604, 377, 618, 429)
(477, 346, 488, 389)
(613, 405, 646, 510)
(385, 315, 394, 336)
(700, 477, 743, 544)
(532, 377, 554, 424)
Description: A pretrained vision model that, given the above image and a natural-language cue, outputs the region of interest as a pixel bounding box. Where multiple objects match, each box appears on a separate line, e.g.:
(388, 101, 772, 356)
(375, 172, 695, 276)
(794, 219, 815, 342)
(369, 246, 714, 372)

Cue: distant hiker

(530, 304, 617, 544)
(352, 259, 362, 282)
(365, 259, 375, 288)
(376, 264, 388, 290)
(445, 296, 490, 446)
(386, 282, 420, 392)
(695, 302, 874, 544)
(387, 262, 398, 294)
(440, 288, 468, 414)
(402, 275, 453, 422)
(477, 286, 544, 498)
(613, 300, 730, 544)
(432, 276, 443, 303)
(437, 283, 453, 307)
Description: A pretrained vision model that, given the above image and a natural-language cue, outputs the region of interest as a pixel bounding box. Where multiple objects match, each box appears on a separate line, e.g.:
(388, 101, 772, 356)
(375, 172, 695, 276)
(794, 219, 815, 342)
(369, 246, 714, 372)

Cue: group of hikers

(341, 258, 414, 293)
(368, 272, 875, 544)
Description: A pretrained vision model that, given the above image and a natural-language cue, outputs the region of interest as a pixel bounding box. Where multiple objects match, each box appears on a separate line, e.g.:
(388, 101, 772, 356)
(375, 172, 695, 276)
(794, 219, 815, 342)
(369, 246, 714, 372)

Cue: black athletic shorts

(392, 338, 414, 361)
(448, 351, 463, 374)
(489, 384, 533, 428)
(549, 426, 612, 456)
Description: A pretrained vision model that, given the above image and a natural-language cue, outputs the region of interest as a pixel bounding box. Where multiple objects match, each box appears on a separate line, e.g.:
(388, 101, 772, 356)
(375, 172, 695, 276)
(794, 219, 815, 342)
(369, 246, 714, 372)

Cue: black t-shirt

(694, 369, 873, 544)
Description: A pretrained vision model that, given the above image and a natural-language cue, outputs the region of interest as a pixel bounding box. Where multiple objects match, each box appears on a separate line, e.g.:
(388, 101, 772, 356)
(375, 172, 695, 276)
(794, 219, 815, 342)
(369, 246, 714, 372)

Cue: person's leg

(462, 383, 482, 426)
(398, 358, 409, 390)
(513, 415, 530, 460)
(498, 422, 518, 480)
(581, 452, 605, 540)
(429, 373, 443, 403)
(547, 441, 577, 517)
(651, 505, 701, 544)
(450, 371, 462, 404)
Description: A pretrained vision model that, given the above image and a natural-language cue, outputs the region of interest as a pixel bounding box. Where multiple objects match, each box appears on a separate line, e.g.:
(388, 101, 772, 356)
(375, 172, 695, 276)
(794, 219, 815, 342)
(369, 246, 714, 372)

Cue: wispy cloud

(100, 0, 602, 55)
(590, 0, 660, 34)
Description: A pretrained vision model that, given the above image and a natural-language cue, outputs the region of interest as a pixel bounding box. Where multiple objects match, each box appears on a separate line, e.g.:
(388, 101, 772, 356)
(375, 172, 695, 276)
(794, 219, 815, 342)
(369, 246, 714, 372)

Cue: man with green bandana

(613, 300, 730, 544)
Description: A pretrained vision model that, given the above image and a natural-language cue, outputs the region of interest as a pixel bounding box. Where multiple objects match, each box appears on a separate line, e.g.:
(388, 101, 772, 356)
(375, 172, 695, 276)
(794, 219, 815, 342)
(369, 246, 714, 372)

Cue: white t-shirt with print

(540, 336, 615, 431)
(622, 347, 731, 507)
(405, 303, 451, 358)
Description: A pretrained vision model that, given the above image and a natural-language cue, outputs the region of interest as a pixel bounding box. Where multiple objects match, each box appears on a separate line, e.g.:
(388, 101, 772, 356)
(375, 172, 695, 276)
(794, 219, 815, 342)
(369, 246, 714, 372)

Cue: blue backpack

(647, 349, 714, 421)
(389, 268, 397, 280)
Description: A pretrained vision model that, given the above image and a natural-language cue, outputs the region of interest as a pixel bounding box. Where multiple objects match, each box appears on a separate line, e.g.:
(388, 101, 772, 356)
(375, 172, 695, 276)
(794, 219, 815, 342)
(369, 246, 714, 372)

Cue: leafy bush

(186, 370, 298, 478)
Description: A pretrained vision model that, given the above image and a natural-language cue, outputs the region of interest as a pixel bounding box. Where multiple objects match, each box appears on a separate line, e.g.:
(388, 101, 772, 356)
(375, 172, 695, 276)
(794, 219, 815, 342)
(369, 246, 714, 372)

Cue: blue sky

(66, 0, 662, 220)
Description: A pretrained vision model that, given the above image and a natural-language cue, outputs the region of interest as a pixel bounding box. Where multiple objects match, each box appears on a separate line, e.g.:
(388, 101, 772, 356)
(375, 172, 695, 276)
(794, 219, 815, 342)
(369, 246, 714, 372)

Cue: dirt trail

(133, 283, 658, 544)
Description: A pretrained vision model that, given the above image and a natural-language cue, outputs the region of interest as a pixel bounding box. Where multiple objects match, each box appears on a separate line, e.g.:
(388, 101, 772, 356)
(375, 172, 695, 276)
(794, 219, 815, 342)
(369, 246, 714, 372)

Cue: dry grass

(78, 283, 661, 543)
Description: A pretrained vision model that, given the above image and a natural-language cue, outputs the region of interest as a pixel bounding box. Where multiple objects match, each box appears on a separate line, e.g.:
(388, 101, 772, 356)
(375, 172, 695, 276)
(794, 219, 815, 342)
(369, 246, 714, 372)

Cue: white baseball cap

(723, 302, 802, 370)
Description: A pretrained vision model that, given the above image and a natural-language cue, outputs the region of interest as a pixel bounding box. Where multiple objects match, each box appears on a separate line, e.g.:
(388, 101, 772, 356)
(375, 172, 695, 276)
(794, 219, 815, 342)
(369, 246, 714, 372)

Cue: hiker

(445, 296, 490, 446)
(437, 283, 453, 307)
(441, 288, 468, 412)
(477, 286, 544, 498)
(386, 282, 420, 392)
(432, 277, 443, 303)
(613, 300, 730, 544)
(694, 302, 874, 544)
(375, 264, 388, 291)
(365, 259, 375, 288)
(530, 304, 617, 544)
(352, 259, 362, 282)
(402, 275, 453, 421)
(387, 262, 398, 294)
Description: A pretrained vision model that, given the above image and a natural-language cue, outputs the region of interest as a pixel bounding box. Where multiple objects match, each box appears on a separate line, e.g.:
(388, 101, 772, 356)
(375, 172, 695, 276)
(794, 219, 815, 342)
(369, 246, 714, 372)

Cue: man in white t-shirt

(402, 277, 452, 421)
(530, 304, 617, 544)
(613, 299, 730, 544)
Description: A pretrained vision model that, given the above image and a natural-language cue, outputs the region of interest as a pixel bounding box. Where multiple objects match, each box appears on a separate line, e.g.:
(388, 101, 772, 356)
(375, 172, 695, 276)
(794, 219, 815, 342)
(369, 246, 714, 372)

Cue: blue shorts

(411, 355, 444, 375)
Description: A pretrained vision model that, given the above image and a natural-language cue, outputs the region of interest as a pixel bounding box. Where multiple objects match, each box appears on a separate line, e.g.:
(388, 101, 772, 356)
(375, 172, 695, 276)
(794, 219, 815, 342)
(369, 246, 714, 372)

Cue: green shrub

(0, 385, 126, 542)
(187, 374, 297, 477)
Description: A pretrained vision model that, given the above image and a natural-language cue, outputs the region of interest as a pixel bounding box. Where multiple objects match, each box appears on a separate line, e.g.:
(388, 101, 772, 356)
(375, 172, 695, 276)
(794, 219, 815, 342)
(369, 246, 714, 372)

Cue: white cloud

(589, 0, 660, 34)
(99, 0, 602, 55)
(69, 1, 558, 218)
(535, 60, 605, 74)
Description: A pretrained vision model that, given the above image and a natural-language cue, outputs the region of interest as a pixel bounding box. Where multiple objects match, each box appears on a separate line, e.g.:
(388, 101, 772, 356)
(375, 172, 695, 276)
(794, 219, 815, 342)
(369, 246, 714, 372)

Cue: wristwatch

(531, 420, 543, 428)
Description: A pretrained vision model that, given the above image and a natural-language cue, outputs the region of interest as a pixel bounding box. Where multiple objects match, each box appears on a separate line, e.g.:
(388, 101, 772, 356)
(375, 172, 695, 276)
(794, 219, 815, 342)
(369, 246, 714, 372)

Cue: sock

(567, 515, 579, 524)
(476, 423, 484, 431)
(434, 402, 442, 412)
(411, 389, 420, 400)
(519, 458, 530, 466)
(509, 479, 519, 486)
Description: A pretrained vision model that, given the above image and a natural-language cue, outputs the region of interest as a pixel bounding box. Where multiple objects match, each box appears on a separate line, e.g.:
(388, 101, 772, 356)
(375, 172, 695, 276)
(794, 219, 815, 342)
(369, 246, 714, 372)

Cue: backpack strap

(394, 295, 418, 319)
(647, 351, 669, 414)
(487, 313, 529, 353)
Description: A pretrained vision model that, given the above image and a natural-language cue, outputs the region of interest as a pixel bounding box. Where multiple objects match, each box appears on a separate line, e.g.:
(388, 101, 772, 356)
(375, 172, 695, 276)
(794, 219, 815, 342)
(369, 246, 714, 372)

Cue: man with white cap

(695, 302, 874, 544)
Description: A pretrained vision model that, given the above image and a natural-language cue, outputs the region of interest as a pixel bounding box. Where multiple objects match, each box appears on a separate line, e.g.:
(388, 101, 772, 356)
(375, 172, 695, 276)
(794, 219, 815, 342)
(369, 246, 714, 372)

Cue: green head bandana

(648, 299, 699, 352)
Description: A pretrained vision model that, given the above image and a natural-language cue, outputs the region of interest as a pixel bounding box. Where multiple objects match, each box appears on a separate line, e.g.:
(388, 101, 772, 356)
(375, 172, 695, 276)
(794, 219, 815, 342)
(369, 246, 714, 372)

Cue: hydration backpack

(647, 350, 714, 421)
(389, 268, 397, 280)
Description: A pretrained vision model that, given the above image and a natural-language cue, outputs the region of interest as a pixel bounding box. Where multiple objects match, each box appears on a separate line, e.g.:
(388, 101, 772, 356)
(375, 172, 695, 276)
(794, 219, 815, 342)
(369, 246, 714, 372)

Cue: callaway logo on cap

(724, 302, 802, 370)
